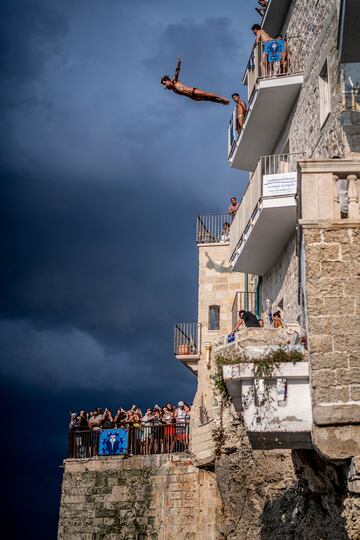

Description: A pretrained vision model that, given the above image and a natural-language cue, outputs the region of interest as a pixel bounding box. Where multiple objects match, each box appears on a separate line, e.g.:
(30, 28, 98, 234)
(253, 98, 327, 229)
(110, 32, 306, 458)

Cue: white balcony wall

(230, 154, 299, 276)
(223, 361, 312, 450)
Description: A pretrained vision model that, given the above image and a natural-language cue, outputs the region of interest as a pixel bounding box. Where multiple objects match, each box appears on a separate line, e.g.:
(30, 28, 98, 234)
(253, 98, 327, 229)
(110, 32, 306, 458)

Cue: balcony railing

(196, 213, 232, 244)
(245, 36, 304, 101)
(68, 424, 190, 459)
(343, 88, 360, 112)
(299, 160, 360, 223)
(231, 291, 258, 329)
(174, 322, 201, 356)
(230, 153, 301, 263)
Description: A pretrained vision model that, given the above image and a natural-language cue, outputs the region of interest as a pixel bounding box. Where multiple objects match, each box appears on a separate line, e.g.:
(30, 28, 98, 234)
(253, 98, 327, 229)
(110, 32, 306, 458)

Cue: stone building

(58, 0, 360, 538)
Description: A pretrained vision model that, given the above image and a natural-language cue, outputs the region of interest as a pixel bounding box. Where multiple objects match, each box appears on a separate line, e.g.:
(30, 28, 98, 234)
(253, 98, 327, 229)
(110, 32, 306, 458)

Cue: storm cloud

(0, 1, 255, 537)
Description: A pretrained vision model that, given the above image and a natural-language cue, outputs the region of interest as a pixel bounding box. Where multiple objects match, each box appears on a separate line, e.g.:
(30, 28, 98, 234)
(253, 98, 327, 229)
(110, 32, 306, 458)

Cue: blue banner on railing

(264, 39, 285, 63)
(98, 428, 128, 455)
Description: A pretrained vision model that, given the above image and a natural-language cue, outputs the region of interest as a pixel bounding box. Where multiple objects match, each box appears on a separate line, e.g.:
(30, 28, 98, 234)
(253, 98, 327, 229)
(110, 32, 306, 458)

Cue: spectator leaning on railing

(228, 197, 239, 218)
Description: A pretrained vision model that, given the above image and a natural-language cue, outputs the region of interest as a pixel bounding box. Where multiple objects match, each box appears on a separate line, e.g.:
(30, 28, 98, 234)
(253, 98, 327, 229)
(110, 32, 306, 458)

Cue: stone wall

(303, 224, 360, 460)
(212, 393, 360, 540)
(198, 243, 245, 345)
(259, 233, 302, 325)
(274, 0, 360, 160)
(58, 454, 221, 540)
(191, 242, 245, 462)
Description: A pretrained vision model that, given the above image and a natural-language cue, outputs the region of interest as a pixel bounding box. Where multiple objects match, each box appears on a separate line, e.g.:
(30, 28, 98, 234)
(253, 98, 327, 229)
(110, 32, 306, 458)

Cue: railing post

(335, 176, 349, 218)
(333, 175, 341, 218)
(348, 174, 359, 219)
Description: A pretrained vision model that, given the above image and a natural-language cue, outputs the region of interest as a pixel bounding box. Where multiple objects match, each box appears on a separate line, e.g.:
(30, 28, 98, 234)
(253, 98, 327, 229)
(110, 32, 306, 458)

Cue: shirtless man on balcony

(251, 24, 273, 77)
(161, 58, 229, 105)
(231, 93, 247, 134)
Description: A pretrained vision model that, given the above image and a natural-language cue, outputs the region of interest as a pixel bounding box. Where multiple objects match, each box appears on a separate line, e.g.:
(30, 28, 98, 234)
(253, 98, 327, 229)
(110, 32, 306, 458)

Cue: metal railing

(231, 291, 258, 329)
(262, 152, 301, 175)
(174, 322, 201, 356)
(246, 36, 304, 101)
(343, 89, 360, 112)
(229, 153, 301, 262)
(68, 424, 190, 459)
(196, 213, 232, 244)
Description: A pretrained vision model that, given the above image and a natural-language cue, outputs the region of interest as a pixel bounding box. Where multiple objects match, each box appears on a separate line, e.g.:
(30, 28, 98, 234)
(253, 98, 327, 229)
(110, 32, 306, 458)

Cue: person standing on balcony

(273, 310, 285, 329)
(251, 24, 273, 77)
(221, 222, 231, 242)
(228, 197, 239, 219)
(161, 58, 229, 105)
(232, 93, 247, 134)
(255, 0, 268, 17)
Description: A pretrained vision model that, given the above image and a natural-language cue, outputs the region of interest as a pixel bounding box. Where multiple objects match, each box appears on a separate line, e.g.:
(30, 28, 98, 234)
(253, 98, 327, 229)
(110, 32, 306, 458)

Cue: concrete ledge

(63, 453, 192, 472)
(223, 361, 309, 381)
(298, 159, 360, 173)
(248, 430, 312, 450)
(300, 219, 360, 229)
(313, 403, 360, 425)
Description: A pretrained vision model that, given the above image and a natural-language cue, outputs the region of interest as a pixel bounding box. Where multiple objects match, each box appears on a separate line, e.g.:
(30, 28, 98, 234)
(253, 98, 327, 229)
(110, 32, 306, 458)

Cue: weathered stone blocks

(58, 455, 222, 539)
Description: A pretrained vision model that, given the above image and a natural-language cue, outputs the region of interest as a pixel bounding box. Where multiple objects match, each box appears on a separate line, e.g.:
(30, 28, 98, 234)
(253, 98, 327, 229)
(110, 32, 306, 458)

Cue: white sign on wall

(263, 172, 297, 197)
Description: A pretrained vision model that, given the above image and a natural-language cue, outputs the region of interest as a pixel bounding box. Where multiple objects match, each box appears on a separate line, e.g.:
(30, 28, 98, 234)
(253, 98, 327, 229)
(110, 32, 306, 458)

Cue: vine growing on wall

(212, 348, 303, 405)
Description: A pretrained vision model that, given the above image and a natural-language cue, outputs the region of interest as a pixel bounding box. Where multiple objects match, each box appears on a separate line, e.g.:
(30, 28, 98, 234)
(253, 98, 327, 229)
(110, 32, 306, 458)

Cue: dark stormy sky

(0, 1, 255, 537)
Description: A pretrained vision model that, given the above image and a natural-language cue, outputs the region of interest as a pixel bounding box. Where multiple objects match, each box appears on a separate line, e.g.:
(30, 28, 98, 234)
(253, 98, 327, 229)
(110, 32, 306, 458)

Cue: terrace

(216, 327, 312, 450)
(228, 36, 303, 171)
(229, 152, 301, 275)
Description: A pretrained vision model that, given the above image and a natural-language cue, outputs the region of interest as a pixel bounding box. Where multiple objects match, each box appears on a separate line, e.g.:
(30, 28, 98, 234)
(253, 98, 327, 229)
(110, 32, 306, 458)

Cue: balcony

(261, 0, 293, 37)
(230, 153, 300, 276)
(196, 213, 231, 245)
(216, 327, 312, 450)
(228, 36, 303, 171)
(174, 323, 201, 375)
(231, 291, 258, 329)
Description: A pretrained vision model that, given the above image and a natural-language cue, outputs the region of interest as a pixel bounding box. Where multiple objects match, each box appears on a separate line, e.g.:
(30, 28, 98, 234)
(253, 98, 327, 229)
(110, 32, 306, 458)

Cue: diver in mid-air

(161, 58, 229, 105)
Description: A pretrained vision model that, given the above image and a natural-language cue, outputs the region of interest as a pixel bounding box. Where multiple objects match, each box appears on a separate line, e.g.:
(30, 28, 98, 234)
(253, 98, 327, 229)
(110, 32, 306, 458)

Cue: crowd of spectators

(69, 402, 191, 455)
(70, 401, 191, 431)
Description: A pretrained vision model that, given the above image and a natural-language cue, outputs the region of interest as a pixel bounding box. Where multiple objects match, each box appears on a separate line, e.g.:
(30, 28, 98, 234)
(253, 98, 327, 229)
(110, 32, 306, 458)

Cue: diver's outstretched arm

(174, 57, 181, 82)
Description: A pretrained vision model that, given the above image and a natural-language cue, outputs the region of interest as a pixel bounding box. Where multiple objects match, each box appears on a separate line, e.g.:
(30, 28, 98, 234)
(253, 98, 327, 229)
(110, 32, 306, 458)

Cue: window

(208, 305, 220, 330)
(319, 59, 331, 126)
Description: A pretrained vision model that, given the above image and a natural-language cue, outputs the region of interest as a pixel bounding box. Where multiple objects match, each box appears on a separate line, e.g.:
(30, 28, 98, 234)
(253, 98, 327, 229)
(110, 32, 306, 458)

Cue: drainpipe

(245, 273, 249, 311)
(204, 342, 212, 369)
(256, 276, 262, 319)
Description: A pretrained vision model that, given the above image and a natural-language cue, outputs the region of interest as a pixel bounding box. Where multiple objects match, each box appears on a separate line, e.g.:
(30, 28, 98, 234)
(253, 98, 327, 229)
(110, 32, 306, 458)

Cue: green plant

(211, 364, 230, 403)
(212, 425, 225, 457)
(213, 347, 303, 412)
(254, 348, 303, 380)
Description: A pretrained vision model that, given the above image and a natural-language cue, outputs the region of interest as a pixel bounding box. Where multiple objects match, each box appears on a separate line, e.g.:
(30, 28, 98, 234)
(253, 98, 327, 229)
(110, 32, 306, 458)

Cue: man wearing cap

(175, 401, 187, 445)
(176, 401, 186, 423)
